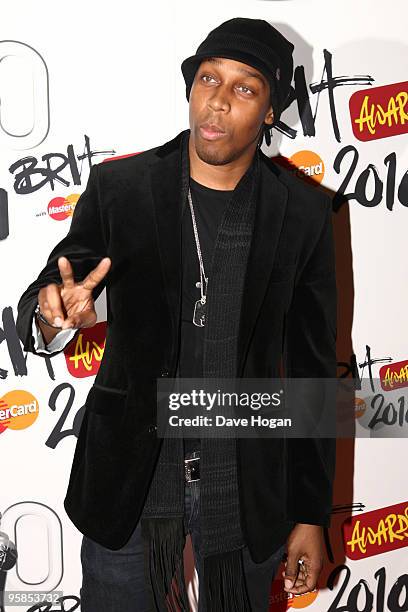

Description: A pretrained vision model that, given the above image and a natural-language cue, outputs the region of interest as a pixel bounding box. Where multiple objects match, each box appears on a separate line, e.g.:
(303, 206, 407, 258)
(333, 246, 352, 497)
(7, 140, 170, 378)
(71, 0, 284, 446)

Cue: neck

(188, 133, 259, 191)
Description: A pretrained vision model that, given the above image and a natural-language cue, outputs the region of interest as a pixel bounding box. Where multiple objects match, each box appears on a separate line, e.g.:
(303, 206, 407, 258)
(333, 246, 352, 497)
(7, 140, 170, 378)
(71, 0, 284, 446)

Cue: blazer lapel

(147, 130, 188, 341)
(236, 155, 288, 377)
(147, 131, 288, 377)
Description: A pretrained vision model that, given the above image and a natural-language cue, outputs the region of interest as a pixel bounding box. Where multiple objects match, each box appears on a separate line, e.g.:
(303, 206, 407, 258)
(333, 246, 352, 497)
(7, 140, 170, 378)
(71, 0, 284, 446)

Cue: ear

(264, 104, 274, 126)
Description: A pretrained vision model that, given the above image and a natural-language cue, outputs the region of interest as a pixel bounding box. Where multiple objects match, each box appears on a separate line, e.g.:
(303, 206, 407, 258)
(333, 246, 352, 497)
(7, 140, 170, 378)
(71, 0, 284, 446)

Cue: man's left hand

(281, 523, 324, 595)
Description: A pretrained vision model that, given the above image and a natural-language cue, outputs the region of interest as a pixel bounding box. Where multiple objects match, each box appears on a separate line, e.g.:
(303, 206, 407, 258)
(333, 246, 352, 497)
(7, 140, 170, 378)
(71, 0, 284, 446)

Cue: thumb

(284, 557, 299, 589)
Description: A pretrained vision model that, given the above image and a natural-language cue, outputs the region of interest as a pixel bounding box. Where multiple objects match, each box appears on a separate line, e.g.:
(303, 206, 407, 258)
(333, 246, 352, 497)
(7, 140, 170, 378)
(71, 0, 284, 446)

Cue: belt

(184, 454, 200, 482)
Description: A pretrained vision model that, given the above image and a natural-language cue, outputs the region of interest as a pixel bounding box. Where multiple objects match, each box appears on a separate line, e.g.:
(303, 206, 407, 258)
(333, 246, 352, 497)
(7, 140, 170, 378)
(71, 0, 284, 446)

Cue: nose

(207, 85, 231, 113)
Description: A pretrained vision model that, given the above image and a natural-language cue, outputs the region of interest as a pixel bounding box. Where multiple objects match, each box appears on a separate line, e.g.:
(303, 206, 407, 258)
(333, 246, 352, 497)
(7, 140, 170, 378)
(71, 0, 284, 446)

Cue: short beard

(193, 126, 263, 166)
(194, 139, 239, 166)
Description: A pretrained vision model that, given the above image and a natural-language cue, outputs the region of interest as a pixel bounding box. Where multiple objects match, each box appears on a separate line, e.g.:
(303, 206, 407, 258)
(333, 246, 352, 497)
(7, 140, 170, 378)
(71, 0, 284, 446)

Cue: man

(16, 17, 337, 612)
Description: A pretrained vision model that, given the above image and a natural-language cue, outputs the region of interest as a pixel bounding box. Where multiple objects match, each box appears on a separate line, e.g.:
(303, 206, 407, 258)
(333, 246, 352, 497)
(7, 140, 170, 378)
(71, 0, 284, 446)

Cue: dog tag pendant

(193, 297, 206, 327)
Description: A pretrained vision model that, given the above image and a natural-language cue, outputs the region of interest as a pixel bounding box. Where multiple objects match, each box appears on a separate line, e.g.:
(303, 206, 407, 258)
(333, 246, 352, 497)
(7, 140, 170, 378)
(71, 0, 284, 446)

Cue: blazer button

(161, 370, 169, 377)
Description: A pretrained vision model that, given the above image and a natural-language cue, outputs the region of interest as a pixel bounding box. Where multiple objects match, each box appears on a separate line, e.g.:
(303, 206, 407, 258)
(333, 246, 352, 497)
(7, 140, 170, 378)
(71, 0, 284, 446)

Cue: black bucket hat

(181, 17, 294, 145)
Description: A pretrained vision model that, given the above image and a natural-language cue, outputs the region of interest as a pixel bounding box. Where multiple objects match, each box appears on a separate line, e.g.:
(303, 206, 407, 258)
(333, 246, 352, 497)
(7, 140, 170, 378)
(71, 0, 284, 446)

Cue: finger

(82, 257, 111, 291)
(285, 581, 317, 595)
(291, 577, 307, 589)
(61, 309, 97, 330)
(84, 256, 111, 289)
(281, 566, 307, 585)
(303, 567, 320, 592)
(296, 568, 309, 586)
(283, 573, 304, 591)
(58, 256, 75, 289)
(283, 556, 300, 590)
(283, 572, 306, 588)
(285, 564, 319, 594)
(38, 291, 53, 323)
(40, 284, 65, 327)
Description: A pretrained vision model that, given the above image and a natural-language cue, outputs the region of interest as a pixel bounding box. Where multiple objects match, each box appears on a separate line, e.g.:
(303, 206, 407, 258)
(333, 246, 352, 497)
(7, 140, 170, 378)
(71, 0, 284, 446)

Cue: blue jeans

(80, 476, 286, 611)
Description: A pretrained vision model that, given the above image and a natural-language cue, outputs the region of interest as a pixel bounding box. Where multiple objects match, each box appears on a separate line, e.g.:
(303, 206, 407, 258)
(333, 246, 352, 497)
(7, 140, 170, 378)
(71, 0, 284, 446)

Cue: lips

(199, 122, 227, 141)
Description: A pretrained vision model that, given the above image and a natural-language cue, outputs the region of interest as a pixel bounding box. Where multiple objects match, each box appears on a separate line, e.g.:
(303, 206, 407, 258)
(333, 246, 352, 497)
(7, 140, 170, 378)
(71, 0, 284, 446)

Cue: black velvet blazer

(16, 129, 337, 563)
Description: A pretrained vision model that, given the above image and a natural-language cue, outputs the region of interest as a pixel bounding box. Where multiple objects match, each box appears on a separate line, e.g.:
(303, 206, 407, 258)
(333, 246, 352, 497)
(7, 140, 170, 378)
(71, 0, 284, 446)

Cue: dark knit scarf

(140, 129, 260, 611)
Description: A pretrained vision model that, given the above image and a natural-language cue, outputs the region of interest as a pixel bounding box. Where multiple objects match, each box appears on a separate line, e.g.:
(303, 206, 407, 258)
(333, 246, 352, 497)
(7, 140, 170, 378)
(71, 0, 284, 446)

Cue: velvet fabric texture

(16, 128, 337, 566)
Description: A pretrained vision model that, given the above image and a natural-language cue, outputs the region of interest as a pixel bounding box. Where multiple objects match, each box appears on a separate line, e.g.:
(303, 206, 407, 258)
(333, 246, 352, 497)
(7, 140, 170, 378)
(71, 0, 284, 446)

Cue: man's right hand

(36, 256, 111, 343)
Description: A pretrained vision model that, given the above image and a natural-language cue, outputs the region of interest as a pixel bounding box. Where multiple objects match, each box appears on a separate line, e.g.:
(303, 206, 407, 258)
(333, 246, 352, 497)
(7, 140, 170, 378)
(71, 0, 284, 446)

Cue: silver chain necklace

(187, 187, 208, 327)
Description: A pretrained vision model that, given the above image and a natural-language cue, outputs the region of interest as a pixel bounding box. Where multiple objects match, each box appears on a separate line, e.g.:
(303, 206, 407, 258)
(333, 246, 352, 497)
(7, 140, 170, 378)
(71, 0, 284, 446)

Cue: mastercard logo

(274, 151, 325, 187)
(47, 194, 80, 221)
(269, 580, 319, 610)
(289, 151, 325, 184)
(355, 397, 367, 419)
(0, 390, 39, 434)
(287, 588, 319, 608)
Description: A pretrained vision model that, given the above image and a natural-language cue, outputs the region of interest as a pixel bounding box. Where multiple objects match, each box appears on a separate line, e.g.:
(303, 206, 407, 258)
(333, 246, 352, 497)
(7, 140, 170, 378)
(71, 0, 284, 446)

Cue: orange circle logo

(0, 390, 39, 431)
(355, 397, 367, 419)
(270, 580, 319, 610)
(289, 588, 319, 608)
(288, 151, 325, 185)
(48, 194, 80, 220)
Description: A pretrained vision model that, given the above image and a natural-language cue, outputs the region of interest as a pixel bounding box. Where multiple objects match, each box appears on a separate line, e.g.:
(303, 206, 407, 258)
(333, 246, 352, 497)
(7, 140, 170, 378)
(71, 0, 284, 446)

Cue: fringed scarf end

(141, 516, 190, 612)
(203, 548, 252, 611)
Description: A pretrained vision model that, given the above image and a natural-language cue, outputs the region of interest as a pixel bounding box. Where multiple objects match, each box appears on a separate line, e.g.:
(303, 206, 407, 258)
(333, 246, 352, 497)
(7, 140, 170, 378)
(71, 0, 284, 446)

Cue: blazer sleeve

(283, 196, 337, 527)
(16, 163, 108, 357)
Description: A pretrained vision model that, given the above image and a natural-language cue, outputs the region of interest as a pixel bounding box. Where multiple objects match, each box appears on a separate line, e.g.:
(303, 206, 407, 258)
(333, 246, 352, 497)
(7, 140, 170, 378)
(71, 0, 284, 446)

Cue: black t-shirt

(176, 177, 234, 453)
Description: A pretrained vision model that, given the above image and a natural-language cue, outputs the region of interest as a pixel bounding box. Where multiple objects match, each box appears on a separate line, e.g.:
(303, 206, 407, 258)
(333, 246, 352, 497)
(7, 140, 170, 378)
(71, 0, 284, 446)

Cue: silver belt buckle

(184, 456, 200, 482)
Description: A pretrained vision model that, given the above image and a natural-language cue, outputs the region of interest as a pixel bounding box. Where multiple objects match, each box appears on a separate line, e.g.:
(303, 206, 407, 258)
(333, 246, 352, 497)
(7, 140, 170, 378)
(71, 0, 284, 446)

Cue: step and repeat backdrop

(1, 0, 407, 610)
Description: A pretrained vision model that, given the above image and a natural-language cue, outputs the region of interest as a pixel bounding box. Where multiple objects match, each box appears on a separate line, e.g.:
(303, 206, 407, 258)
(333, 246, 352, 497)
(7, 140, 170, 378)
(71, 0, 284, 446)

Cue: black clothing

(178, 177, 234, 453)
(141, 136, 262, 612)
(16, 128, 337, 565)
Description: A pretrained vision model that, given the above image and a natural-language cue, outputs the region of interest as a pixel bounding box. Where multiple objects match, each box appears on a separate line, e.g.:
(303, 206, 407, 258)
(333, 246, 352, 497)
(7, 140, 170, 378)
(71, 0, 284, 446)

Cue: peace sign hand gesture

(37, 256, 111, 332)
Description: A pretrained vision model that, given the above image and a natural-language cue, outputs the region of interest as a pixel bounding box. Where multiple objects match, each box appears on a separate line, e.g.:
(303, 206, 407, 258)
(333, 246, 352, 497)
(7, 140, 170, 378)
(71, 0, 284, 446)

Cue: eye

(200, 74, 217, 83)
(237, 85, 254, 95)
